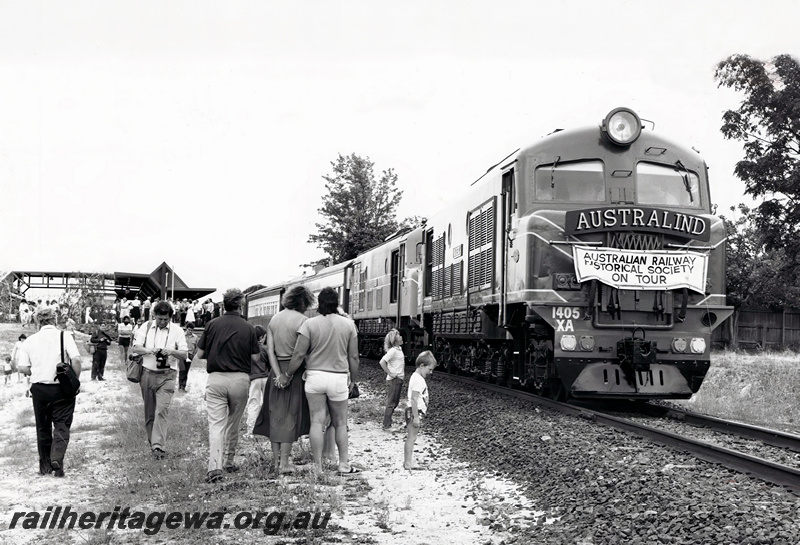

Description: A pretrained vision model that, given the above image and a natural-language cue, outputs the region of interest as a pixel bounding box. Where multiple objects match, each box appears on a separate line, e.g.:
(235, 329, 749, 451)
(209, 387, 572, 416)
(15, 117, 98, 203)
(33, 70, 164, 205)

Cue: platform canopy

(10, 262, 215, 302)
(115, 262, 216, 301)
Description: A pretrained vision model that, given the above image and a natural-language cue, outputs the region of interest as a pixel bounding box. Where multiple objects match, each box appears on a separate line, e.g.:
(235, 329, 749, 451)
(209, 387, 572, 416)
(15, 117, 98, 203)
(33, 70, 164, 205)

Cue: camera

(155, 349, 169, 369)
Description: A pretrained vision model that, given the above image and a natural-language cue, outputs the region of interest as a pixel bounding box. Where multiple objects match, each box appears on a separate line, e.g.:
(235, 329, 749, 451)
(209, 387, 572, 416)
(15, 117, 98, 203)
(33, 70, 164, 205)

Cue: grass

(675, 349, 800, 431)
(373, 499, 391, 531)
(97, 380, 356, 543)
(349, 395, 386, 421)
(0, 322, 365, 544)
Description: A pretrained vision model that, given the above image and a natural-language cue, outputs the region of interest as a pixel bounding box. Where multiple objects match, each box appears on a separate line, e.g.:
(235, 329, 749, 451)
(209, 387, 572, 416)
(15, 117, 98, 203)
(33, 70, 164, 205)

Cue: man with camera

(131, 300, 188, 460)
(16, 308, 82, 477)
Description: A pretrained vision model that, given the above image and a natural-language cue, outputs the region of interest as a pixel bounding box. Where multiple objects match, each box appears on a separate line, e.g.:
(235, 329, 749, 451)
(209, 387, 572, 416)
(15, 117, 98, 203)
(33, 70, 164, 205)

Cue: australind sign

(573, 247, 708, 292)
(564, 207, 710, 241)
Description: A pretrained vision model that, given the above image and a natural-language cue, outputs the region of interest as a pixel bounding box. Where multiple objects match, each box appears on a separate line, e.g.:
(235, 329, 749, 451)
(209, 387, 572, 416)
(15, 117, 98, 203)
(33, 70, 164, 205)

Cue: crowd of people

(11, 285, 437, 483)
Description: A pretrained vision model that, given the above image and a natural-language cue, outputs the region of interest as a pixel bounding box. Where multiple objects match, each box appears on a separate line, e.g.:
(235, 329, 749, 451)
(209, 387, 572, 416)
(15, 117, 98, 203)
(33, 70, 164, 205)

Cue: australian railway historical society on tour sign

(565, 207, 710, 293)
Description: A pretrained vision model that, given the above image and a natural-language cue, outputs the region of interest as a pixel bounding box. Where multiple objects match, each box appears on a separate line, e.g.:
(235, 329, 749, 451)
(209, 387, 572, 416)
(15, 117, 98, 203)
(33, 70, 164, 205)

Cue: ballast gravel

(366, 365, 800, 545)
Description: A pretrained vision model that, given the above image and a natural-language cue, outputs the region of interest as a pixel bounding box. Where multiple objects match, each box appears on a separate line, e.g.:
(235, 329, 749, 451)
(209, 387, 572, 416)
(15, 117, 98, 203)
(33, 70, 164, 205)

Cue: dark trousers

(92, 349, 107, 379)
(383, 377, 404, 429)
(179, 360, 192, 390)
(31, 383, 76, 474)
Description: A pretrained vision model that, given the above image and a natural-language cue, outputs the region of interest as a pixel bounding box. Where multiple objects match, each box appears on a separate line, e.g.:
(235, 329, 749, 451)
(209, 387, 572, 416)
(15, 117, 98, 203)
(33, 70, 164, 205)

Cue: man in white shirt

(17, 308, 82, 477)
(131, 301, 188, 460)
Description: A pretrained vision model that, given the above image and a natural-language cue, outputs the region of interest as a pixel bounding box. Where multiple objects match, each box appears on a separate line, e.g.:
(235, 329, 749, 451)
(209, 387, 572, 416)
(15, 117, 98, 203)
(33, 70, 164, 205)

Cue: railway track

(636, 403, 800, 454)
(435, 371, 800, 495)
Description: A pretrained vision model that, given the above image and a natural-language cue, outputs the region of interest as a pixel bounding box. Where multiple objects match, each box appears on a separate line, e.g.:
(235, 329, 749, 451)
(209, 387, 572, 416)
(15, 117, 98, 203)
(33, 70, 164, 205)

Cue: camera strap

(153, 323, 170, 349)
(139, 321, 153, 350)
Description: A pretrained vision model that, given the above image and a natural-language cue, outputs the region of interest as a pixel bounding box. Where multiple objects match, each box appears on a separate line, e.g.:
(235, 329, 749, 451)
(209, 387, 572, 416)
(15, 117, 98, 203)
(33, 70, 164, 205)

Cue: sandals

(337, 467, 362, 477)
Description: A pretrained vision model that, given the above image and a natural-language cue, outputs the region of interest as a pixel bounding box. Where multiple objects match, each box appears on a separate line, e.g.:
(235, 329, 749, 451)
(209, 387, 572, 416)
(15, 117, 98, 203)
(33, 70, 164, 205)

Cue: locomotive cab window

(636, 162, 702, 208)
(534, 160, 605, 202)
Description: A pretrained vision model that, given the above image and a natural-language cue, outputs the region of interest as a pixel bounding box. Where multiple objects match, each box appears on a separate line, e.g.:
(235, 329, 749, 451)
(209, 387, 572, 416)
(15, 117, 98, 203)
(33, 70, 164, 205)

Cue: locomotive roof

(519, 123, 706, 169)
(248, 259, 354, 299)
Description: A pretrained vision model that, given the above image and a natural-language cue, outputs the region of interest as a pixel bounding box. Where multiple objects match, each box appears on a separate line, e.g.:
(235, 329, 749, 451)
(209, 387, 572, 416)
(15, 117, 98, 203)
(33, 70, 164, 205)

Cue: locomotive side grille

(468, 248, 493, 289)
(432, 236, 445, 266)
(608, 233, 662, 251)
(468, 202, 495, 290)
(433, 261, 463, 300)
(480, 248, 493, 286)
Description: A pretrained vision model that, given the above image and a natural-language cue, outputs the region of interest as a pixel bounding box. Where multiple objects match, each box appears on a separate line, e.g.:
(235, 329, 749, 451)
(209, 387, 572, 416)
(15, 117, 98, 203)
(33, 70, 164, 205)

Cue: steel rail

(651, 405, 800, 453)
(434, 372, 800, 495)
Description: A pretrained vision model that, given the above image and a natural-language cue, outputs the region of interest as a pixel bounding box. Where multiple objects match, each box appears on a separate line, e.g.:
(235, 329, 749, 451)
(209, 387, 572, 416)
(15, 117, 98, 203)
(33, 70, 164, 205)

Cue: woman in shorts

(117, 316, 133, 362)
(279, 287, 360, 475)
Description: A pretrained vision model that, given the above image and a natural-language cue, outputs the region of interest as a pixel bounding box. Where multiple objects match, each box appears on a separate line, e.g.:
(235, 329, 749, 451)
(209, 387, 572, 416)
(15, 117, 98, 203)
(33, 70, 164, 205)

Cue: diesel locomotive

(248, 107, 733, 400)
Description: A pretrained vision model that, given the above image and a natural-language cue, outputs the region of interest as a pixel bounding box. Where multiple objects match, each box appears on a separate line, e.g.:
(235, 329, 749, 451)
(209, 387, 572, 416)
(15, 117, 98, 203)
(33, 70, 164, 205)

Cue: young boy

(404, 350, 437, 470)
(3, 355, 13, 385)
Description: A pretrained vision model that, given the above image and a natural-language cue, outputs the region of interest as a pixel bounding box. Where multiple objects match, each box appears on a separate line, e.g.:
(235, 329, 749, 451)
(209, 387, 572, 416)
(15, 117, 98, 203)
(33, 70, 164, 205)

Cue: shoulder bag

(126, 322, 152, 383)
(55, 331, 81, 398)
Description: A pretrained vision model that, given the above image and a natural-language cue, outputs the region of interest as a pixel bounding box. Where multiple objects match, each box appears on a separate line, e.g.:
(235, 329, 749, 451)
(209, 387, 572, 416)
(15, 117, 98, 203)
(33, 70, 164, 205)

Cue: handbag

(126, 322, 152, 383)
(55, 332, 81, 398)
(348, 382, 360, 399)
(126, 354, 143, 383)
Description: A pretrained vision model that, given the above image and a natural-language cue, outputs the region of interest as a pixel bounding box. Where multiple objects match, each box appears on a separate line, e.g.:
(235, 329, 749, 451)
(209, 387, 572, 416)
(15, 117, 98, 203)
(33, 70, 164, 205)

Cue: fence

(712, 309, 800, 350)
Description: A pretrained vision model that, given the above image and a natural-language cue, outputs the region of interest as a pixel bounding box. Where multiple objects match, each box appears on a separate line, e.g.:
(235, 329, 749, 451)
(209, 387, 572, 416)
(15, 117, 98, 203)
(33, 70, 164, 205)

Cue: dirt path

(0, 323, 537, 544)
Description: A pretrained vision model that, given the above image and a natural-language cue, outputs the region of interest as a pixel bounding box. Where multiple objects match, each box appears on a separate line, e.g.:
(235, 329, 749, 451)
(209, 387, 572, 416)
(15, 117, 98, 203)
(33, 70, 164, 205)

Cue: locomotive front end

(517, 108, 732, 399)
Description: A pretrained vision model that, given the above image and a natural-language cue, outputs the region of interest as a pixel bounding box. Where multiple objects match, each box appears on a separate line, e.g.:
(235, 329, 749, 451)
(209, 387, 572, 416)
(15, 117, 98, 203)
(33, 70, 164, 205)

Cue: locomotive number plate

(552, 306, 581, 332)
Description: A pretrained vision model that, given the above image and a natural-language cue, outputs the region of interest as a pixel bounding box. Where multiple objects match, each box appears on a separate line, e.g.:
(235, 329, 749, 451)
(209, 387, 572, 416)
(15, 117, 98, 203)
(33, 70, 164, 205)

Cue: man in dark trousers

(17, 308, 82, 477)
(90, 325, 113, 381)
(195, 289, 260, 483)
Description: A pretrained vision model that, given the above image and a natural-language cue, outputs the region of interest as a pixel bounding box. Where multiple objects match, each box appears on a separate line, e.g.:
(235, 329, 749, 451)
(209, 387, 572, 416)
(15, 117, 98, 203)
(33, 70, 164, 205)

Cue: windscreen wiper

(675, 160, 694, 202)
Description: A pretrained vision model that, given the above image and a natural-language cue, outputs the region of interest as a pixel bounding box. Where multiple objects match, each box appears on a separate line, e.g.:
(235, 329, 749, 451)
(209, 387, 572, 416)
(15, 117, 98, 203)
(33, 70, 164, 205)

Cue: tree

(58, 273, 108, 325)
(720, 205, 800, 347)
(715, 54, 800, 256)
(309, 154, 404, 263)
(722, 205, 800, 310)
(243, 284, 266, 296)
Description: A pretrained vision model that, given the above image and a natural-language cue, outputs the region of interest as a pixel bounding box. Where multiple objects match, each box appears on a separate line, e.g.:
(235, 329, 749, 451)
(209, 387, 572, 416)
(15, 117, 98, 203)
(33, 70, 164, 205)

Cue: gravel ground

(380, 364, 800, 545)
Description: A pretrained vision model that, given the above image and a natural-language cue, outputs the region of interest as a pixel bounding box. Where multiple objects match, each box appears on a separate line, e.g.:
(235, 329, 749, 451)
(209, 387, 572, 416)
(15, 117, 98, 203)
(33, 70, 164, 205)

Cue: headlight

(560, 335, 577, 351)
(579, 336, 595, 351)
(672, 338, 687, 353)
(602, 107, 642, 146)
(689, 337, 706, 354)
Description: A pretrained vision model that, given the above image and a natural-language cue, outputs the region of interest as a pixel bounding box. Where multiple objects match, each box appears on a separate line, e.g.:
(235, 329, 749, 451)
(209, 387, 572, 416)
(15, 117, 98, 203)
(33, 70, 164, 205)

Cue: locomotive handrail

(549, 240, 603, 246)
(665, 243, 715, 250)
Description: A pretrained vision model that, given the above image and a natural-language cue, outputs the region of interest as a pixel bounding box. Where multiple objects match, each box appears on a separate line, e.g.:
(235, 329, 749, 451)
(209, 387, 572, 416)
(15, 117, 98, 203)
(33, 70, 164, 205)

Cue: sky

(1, 0, 797, 300)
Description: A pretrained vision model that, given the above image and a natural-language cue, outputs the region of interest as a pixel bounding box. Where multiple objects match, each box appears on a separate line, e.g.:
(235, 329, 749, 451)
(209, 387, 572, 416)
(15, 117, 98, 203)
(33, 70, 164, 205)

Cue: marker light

(579, 336, 595, 351)
(602, 107, 642, 146)
(560, 335, 577, 351)
(672, 338, 687, 353)
(689, 337, 706, 354)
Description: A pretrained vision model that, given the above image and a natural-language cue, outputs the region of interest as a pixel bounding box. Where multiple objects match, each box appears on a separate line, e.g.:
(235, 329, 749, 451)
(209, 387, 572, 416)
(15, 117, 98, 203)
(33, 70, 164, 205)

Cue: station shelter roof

(9, 262, 215, 302)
